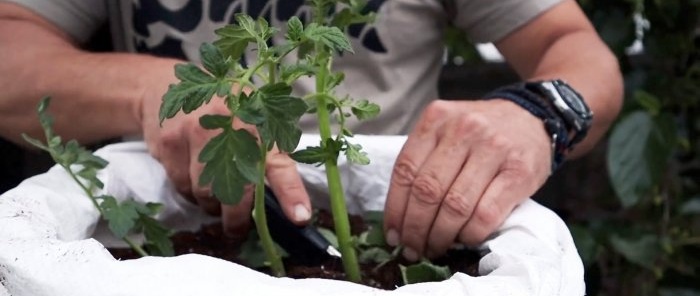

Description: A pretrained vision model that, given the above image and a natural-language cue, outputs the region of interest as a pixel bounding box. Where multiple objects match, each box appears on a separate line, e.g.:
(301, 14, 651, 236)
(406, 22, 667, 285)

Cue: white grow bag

(0, 135, 584, 296)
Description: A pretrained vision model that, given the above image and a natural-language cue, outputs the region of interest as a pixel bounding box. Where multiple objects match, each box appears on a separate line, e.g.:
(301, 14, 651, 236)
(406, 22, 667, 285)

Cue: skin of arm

(383, 0, 623, 261)
(0, 2, 312, 235)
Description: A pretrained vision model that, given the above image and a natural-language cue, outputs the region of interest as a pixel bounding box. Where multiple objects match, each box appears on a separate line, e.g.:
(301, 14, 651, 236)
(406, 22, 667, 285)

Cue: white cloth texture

(0, 135, 584, 296)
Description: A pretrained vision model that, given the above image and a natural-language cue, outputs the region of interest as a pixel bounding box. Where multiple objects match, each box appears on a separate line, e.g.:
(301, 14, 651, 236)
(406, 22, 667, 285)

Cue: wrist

(483, 79, 593, 171)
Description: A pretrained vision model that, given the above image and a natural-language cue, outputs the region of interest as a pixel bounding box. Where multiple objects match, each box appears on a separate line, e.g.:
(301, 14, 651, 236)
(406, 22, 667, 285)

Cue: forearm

(0, 18, 180, 147)
(496, 1, 623, 159)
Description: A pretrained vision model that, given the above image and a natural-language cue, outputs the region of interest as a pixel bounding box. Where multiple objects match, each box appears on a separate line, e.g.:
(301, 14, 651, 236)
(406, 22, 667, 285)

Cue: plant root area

(108, 210, 480, 290)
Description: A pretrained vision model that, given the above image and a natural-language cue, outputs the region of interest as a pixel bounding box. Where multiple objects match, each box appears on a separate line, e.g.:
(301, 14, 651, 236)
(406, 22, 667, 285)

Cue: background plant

(24, 97, 173, 257)
(159, 0, 378, 281)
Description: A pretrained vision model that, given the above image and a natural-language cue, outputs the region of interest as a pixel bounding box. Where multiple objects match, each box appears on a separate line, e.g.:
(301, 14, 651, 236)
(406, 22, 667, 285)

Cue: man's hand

(383, 99, 552, 261)
(140, 90, 312, 237)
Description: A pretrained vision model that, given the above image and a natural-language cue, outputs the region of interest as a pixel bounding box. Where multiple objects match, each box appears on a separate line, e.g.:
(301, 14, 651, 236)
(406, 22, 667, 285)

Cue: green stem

(254, 145, 286, 277)
(314, 51, 361, 282)
(60, 163, 151, 257)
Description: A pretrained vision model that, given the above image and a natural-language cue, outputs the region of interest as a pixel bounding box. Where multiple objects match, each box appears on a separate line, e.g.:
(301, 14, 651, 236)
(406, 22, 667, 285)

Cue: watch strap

(483, 85, 570, 171)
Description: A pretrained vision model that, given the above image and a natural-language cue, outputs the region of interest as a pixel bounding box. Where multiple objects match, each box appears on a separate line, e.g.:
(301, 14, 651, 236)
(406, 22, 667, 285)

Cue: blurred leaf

(607, 111, 674, 207)
(609, 234, 662, 271)
(680, 197, 700, 215)
(570, 225, 599, 268)
(99, 195, 139, 239)
(359, 247, 392, 265)
(400, 261, 451, 285)
(317, 227, 339, 249)
(635, 90, 662, 116)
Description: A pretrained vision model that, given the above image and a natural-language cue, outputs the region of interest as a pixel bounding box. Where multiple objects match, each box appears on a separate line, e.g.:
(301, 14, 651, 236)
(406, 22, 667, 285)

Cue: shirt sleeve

(450, 0, 562, 43)
(1, 0, 107, 44)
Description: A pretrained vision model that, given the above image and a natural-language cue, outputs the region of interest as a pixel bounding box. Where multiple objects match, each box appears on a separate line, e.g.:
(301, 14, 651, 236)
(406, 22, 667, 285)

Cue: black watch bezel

(526, 79, 593, 149)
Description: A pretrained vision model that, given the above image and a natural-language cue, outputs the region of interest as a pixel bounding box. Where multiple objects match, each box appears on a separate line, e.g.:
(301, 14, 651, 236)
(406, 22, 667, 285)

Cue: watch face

(555, 82, 591, 117)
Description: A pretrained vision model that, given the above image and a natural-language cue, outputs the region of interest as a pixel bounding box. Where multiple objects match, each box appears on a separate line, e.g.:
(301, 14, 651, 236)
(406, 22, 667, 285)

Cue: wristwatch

(525, 80, 593, 148)
(484, 79, 594, 171)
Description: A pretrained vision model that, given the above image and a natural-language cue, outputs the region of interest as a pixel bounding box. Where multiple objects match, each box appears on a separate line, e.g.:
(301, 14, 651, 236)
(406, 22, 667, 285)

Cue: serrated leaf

(200, 43, 229, 78)
(138, 215, 174, 256)
(214, 23, 255, 61)
(100, 196, 139, 238)
(345, 142, 369, 165)
(351, 99, 380, 120)
(291, 146, 329, 165)
(607, 111, 675, 207)
(198, 128, 261, 204)
(199, 114, 231, 130)
(304, 24, 354, 53)
(243, 83, 307, 152)
(286, 16, 304, 41)
(280, 63, 315, 84)
(609, 234, 661, 271)
(160, 64, 230, 122)
(400, 261, 452, 285)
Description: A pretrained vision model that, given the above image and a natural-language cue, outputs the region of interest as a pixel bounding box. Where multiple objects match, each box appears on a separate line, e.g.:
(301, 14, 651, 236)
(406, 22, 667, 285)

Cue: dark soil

(108, 210, 480, 290)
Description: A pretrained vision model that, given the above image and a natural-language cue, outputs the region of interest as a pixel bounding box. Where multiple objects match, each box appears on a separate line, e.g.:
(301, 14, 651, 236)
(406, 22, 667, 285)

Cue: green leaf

(351, 99, 380, 120)
(609, 234, 661, 271)
(358, 247, 392, 264)
(291, 146, 330, 165)
(280, 63, 315, 84)
(21, 133, 49, 152)
(200, 43, 229, 78)
(159, 64, 230, 122)
(198, 128, 261, 204)
(304, 23, 354, 53)
(317, 227, 340, 249)
(100, 195, 139, 238)
(634, 90, 662, 116)
(138, 215, 174, 256)
(345, 142, 369, 165)
(214, 17, 256, 60)
(331, 7, 375, 29)
(607, 111, 675, 207)
(239, 232, 268, 268)
(569, 225, 598, 268)
(400, 261, 452, 285)
(680, 197, 700, 215)
(199, 114, 231, 130)
(243, 83, 307, 152)
(286, 16, 304, 41)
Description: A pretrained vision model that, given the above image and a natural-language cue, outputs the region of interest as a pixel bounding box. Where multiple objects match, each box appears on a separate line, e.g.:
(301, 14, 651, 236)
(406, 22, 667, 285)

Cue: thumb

(265, 150, 312, 225)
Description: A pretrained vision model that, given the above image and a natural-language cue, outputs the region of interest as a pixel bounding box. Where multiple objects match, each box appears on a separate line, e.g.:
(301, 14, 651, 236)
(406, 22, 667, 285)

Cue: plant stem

(314, 52, 361, 282)
(253, 145, 286, 277)
(60, 163, 150, 257)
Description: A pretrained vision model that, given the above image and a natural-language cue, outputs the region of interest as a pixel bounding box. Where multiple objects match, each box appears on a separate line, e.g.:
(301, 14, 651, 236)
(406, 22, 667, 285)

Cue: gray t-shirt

(3, 0, 560, 135)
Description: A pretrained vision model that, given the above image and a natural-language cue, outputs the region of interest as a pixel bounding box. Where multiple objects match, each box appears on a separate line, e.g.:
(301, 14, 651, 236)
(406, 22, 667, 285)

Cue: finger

(266, 150, 311, 225)
(399, 125, 473, 261)
(189, 125, 219, 215)
(222, 184, 255, 238)
(425, 138, 506, 257)
(384, 102, 449, 247)
(458, 170, 524, 247)
(158, 128, 194, 202)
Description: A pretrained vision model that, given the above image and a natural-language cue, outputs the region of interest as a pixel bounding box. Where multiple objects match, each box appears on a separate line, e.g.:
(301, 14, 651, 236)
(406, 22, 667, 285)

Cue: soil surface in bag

(109, 210, 480, 289)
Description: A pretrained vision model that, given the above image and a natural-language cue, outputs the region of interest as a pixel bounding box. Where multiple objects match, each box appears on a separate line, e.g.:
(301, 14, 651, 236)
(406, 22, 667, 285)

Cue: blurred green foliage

(575, 0, 700, 295)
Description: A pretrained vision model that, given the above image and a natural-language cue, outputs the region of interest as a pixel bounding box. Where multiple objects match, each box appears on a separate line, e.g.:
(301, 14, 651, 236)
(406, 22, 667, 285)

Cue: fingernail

(386, 229, 399, 247)
(294, 204, 311, 222)
(403, 247, 419, 262)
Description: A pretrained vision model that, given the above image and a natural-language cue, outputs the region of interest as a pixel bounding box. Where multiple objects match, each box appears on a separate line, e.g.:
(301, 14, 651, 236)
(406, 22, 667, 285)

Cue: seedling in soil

(160, 0, 378, 281)
(24, 97, 173, 257)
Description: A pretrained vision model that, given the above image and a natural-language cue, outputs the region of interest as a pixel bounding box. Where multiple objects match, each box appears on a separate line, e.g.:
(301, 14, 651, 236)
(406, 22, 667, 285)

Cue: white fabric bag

(0, 135, 584, 296)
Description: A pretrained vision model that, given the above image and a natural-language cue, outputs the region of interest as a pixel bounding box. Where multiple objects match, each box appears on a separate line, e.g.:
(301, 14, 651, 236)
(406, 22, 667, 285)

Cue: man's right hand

(140, 84, 312, 237)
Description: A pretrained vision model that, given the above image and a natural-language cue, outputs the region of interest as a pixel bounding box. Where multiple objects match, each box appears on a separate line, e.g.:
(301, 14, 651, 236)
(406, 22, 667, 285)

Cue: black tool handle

(263, 187, 336, 265)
